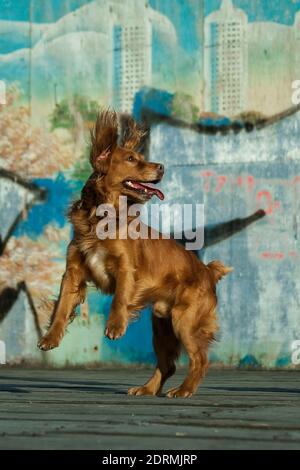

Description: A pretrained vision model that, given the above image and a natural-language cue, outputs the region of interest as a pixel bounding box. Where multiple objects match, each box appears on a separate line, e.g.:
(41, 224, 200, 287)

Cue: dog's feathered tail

(207, 260, 233, 283)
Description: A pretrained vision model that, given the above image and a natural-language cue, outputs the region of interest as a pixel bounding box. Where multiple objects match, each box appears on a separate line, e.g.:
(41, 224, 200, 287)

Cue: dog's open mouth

(123, 180, 164, 200)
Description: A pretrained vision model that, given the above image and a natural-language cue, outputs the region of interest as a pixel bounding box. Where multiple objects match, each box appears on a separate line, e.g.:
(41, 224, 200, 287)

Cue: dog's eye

(127, 155, 134, 162)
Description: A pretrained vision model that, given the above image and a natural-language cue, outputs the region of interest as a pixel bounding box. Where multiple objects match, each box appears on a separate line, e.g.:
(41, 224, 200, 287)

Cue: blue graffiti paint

(89, 291, 156, 364)
(0, 0, 94, 22)
(149, 0, 203, 53)
(238, 354, 261, 368)
(199, 116, 232, 127)
(133, 87, 174, 122)
(275, 356, 291, 367)
(134, 86, 239, 124)
(88, 290, 155, 363)
(102, 307, 156, 364)
(14, 173, 81, 239)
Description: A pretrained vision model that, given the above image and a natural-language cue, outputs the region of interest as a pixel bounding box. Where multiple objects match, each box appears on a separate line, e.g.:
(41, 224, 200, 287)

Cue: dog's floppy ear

(90, 109, 119, 173)
(119, 114, 147, 151)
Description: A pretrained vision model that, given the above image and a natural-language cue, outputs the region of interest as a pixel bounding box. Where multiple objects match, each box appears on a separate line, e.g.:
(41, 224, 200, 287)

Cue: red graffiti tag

(261, 251, 298, 260)
(256, 190, 280, 215)
(215, 175, 227, 193)
(236, 175, 255, 191)
(261, 252, 284, 260)
(201, 171, 215, 192)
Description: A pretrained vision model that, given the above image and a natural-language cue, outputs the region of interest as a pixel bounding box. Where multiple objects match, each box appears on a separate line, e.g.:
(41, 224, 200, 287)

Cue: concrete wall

(150, 111, 300, 367)
(0, 0, 299, 367)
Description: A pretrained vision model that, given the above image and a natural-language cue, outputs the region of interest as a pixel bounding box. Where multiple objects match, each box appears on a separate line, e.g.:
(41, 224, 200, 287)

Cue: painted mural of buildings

(111, 1, 152, 113)
(204, 0, 248, 117)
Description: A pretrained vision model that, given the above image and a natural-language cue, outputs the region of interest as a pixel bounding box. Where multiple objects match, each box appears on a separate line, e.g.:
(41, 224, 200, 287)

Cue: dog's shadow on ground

(0, 375, 132, 395)
(1, 376, 299, 396)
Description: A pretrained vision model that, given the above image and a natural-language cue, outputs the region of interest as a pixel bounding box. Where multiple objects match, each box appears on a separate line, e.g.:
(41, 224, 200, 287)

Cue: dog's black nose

(157, 164, 164, 174)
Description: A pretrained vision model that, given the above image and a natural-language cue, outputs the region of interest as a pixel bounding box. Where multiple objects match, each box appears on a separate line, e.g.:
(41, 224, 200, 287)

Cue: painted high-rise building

(111, 1, 152, 114)
(204, 0, 248, 117)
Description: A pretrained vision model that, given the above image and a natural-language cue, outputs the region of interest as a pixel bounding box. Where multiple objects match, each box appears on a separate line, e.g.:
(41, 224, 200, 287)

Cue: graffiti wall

(0, 0, 299, 367)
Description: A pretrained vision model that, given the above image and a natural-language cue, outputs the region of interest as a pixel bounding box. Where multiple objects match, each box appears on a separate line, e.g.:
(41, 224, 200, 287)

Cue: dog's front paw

(105, 317, 127, 340)
(38, 329, 63, 351)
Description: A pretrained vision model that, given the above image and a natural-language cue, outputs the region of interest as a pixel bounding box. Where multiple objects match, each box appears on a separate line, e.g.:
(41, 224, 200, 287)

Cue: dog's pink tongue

(145, 183, 165, 201)
(132, 182, 165, 200)
(153, 188, 164, 200)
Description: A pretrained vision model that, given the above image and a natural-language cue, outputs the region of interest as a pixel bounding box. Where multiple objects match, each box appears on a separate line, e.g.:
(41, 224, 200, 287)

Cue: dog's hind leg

(166, 299, 217, 398)
(38, 241, 87, 351)
(128, 314, 180, 396)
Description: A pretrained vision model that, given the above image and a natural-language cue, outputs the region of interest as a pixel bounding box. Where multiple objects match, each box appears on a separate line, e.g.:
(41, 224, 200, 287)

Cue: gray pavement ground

(0, 368, 300, 450)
